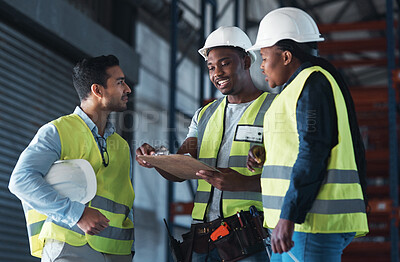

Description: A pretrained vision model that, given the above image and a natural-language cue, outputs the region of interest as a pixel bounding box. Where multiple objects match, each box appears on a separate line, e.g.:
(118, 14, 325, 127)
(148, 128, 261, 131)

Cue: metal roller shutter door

(0, 20, 78, 261)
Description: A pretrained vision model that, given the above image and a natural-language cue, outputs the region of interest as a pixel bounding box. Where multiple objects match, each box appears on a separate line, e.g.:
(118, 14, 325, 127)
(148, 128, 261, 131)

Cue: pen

(237, 211, 244, 227)
(240, 210, 249, 227)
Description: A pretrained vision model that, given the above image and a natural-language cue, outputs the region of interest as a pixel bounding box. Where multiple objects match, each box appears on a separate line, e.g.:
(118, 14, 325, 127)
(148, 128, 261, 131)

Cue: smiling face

(207, 47, 249, 96)
(101, 65, 131, 112)
(260, 46, 293, 89)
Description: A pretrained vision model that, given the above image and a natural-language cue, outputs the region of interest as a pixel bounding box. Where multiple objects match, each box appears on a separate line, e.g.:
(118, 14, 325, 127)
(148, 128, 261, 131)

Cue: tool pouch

(212, 212, 265, 262)
(212, 229, 244, 261)
(179, 230, 194, 262)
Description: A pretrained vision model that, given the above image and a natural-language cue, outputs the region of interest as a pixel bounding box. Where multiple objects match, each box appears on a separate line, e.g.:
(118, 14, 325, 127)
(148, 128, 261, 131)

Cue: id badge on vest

(234, 125, 263, 143)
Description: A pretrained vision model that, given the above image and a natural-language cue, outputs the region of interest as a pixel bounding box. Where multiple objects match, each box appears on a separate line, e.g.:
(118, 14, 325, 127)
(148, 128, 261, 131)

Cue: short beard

(106, 103, 128, 112)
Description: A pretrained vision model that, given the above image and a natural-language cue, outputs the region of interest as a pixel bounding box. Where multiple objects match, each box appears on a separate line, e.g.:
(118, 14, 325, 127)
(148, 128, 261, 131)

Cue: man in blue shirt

(9, 55, 135, 262)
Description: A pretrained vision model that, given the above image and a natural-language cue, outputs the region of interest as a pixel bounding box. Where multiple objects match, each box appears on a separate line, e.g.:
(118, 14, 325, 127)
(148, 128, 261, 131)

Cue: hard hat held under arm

(25, 114, 134, 258)
(45, 159, 97, 204)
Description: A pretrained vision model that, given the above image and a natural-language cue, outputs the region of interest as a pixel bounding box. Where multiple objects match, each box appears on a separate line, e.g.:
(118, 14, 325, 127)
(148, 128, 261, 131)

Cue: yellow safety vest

(261, 66, 368, 236)
(24, 114, 134, 258)
(192, 92, 276, 220)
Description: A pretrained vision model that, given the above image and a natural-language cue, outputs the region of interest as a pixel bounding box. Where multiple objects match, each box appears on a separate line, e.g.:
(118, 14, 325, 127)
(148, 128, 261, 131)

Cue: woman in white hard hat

(246, 7, 368, 262)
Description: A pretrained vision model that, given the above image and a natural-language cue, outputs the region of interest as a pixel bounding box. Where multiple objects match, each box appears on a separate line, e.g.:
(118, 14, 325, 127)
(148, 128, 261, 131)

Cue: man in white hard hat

(9, 55, 135, 262)
(246, 7, 368, 262)
(136, 26, 276, 261)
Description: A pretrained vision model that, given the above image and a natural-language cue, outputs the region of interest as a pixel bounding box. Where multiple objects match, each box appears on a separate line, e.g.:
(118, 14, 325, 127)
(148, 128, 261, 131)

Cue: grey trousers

(41, 239, 133, 262)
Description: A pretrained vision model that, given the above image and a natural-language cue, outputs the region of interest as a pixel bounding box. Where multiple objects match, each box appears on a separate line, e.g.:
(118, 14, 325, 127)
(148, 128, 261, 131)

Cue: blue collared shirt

(9, 106, 133, 229)
(279, 63, 338, 223)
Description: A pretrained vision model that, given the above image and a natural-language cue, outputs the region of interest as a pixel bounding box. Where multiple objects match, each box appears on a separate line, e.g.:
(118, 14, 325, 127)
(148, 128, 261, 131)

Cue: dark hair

(72, 55, 120, 101)
(275, 39, 319, 62)
(276, 39, 368, 208)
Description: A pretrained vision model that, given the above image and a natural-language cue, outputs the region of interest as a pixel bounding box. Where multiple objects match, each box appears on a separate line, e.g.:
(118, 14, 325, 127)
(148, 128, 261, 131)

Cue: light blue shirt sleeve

(8, 122, 85, 227)
(9, 106, 134, 250)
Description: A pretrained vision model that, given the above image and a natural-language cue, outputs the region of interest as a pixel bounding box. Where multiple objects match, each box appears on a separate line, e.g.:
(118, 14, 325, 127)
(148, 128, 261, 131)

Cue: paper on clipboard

(138, 154, 220, 179)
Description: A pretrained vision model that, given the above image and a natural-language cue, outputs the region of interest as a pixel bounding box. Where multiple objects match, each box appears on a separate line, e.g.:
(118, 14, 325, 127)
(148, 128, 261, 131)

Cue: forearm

(198, 168, 261, 192)
(235, 173, 261, 192)
(8, 123, 85, 227)
(280, 152, 329, 223)
(10, 162, 85, 226)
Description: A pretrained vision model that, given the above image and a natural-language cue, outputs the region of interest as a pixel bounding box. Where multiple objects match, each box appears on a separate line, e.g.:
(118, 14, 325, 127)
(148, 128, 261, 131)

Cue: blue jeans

(270, 232, 355, 262)
(192, 248, 270, 262)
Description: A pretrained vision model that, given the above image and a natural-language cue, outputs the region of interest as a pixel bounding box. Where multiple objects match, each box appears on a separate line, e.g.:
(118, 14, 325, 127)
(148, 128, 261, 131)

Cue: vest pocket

(212, 220, 265, 261)
(213, 230, 244, 261)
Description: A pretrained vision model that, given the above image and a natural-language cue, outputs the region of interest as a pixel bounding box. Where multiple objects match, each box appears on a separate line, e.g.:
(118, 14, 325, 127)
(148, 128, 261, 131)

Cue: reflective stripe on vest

(261, 66, 368, 236)
(23, 204, 47, 258)
(192, 92, 276, 221)
(47, 195, 134, 240)
(48, 219, 133, 241)
(23, 114, 134, 258)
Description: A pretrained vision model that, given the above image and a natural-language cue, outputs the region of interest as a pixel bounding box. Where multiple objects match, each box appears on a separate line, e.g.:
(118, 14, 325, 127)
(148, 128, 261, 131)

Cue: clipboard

(138, 154, 220, 179)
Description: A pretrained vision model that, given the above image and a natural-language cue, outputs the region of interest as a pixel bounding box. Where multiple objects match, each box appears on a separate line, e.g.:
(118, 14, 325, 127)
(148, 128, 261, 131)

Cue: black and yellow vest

(192, 92, 276, 221)
(24, 114, 134, 257)
(261, 66, 368, 236)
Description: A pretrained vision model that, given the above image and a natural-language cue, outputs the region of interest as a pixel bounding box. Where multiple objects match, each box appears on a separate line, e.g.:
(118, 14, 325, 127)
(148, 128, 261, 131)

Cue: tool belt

(178, 208, 268, 262)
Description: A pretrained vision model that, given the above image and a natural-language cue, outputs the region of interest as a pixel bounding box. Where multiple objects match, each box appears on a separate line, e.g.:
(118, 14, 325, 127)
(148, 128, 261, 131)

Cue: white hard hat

(247, 7, 324, 51)
(198, 26, 257, 64)
(45, 159, 97, 204)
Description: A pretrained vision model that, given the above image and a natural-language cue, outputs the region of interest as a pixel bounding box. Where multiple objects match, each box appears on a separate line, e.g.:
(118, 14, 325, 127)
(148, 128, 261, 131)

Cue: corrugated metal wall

(0, 20, 78, 261)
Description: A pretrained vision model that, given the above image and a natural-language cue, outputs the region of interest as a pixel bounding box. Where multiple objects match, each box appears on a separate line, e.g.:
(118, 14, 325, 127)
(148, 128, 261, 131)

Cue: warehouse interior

(0, 0, 398, 261)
